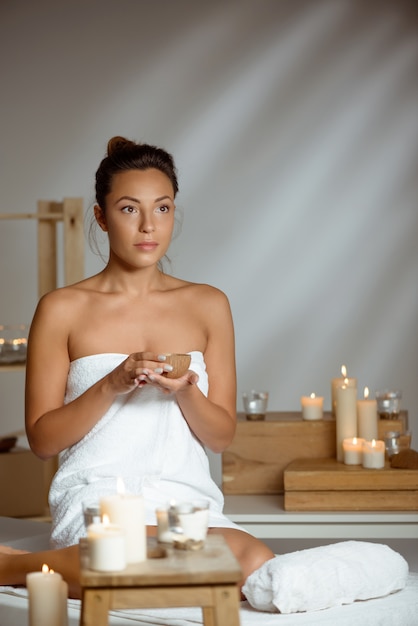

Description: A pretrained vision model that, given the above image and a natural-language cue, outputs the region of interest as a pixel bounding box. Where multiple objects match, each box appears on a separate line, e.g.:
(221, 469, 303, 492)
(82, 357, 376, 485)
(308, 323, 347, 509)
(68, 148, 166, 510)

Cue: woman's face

(96, 168, 176, 270)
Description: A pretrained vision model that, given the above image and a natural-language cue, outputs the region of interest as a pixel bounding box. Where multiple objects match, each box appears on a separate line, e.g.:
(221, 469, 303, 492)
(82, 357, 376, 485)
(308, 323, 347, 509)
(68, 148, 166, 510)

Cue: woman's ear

(94, 204, 108, 232)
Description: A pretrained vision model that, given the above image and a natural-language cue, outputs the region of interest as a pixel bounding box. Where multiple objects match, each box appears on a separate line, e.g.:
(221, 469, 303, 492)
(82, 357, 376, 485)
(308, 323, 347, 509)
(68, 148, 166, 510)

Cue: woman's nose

(139, 214, 155, 233)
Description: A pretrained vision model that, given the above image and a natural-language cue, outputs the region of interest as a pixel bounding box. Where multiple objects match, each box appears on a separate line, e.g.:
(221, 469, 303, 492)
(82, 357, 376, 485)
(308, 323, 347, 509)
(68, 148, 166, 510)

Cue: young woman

(0, 137, 274, 597)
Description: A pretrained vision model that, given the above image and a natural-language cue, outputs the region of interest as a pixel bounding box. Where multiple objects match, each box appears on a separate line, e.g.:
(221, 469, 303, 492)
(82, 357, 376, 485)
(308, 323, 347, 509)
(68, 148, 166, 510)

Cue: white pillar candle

(87, 519, 126, 571)
(100, 480, 146, 563)
(342, 437, 365, 465)
(362, 439, 385, 469)
(301, 393, 324, 420)
(331, 365, 357, 416)
(27, 565, 67, 626)
(335, 379, 357, 461)
(357, 386, 378, 441)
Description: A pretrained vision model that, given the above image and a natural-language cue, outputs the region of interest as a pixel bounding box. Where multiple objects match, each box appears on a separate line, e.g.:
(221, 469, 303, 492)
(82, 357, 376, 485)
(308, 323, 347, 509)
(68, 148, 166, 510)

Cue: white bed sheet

(1, 517, 417, 626)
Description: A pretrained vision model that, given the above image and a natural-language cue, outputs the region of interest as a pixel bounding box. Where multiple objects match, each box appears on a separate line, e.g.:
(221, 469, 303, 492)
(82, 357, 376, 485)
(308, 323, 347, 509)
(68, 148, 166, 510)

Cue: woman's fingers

(129, 353, 173, 374)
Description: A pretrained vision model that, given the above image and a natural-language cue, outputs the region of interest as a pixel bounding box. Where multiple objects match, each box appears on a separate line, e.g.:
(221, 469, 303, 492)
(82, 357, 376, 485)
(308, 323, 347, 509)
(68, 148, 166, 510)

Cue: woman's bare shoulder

(34, 277, 99, 316)
(168, 280, 231, 327)
(169, 275, 227, 296)
(170, 277, 230, 307)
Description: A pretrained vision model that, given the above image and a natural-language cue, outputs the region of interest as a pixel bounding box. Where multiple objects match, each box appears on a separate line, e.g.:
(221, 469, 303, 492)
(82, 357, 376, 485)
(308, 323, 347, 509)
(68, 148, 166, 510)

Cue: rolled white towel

(242, 541, 409, 614)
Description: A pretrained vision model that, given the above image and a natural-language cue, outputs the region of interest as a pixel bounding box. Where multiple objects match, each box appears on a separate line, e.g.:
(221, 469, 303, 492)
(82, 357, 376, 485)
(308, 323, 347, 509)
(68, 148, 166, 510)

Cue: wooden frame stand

(0, 198, 84, 515)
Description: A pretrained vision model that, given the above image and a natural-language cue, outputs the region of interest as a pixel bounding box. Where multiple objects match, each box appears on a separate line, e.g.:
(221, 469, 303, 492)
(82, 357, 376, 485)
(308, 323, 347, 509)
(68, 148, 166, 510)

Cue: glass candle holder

(242, 390, 269, 421)
(82, 500, 101, 530)
(168, 499, 209, 550)
(384, 431, 401, 459)
(376, 390, 401, 419)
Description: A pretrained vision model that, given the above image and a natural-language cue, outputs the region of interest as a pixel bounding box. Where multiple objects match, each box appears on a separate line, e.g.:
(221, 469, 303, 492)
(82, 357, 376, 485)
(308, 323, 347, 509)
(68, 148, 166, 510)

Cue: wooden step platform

(284, 457, 418, 511)
(222, 411, 407, 495)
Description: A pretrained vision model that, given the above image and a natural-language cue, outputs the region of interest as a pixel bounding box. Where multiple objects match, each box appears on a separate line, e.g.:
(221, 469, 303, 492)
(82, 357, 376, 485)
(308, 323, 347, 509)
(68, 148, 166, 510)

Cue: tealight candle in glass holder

(168, 499, 209, 550)
(242, 390, 269, 421)
(82, 500, 101, 530)
(384, 431, 401, 459)
(376, 390, 401, 420)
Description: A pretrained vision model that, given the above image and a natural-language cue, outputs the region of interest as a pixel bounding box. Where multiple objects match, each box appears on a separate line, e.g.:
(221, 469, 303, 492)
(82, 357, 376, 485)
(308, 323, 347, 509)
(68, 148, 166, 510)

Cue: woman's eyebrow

(116, 195, 172, 203)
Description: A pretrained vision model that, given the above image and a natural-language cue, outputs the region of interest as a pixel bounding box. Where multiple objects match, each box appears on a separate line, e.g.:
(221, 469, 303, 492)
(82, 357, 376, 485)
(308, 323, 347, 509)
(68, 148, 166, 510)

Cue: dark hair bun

(95, 136, 179, 208)
(107, 136, 136, 157)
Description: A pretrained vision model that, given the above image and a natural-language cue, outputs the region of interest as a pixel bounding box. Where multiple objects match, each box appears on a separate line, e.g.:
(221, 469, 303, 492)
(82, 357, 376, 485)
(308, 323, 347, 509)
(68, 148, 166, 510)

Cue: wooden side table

(79, 535, 242, 626)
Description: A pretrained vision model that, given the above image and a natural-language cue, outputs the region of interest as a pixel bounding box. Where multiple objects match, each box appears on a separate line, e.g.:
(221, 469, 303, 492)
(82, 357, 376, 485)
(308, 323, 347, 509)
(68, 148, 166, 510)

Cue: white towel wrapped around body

(242, 540, 409, 614)
(49, 351, 242, 549)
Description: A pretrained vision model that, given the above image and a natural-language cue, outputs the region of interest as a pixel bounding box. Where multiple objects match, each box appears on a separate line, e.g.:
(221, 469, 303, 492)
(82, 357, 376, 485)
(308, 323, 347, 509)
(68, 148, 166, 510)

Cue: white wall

(0, 1, 417, 461)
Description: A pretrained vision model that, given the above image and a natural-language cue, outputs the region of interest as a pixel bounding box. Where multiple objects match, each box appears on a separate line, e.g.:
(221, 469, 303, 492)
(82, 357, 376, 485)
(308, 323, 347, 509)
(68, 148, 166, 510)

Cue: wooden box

(0, 448, 47, 517)
(0, 431, 57, 517)
(221, 411, 407, 495)
(284, 457, 418, 511)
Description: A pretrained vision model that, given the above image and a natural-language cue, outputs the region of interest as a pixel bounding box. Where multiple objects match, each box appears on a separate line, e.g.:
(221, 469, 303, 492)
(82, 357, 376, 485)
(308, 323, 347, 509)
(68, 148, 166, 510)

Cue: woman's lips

(136, 241, 158, 251)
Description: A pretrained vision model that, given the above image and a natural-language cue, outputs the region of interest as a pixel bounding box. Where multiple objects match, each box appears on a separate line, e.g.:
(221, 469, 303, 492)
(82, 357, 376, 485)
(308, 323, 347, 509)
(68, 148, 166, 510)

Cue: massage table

(1, 516, 417, 625)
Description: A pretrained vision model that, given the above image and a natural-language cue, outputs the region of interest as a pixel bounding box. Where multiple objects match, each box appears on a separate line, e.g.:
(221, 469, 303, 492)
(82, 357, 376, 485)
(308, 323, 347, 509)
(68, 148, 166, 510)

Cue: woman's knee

(208, 528, 274, 580)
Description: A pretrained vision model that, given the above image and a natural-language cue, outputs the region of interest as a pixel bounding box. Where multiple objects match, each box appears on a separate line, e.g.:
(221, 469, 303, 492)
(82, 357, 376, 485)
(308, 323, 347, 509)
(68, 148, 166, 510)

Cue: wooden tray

(284, 457, 418, 511)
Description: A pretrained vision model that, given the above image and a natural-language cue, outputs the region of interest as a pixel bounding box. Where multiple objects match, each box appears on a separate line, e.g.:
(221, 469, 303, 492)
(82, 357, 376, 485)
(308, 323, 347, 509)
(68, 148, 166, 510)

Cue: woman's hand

(106, 352, 177, 394)
(138, 366, 199, 394)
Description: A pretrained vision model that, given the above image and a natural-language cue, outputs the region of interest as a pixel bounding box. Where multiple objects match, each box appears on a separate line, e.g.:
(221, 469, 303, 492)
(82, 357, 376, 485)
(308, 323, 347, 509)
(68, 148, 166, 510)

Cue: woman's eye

(156, 205, 169, 213)
(121, 205, 137, 214)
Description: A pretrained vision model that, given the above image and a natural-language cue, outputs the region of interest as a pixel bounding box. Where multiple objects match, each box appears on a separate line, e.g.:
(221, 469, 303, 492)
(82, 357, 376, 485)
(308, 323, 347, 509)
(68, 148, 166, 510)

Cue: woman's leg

(0, 526, 273, 600)
(0, 544, 81, 598)
(0, 525, 160, 599)
(207, 527, 274, 588)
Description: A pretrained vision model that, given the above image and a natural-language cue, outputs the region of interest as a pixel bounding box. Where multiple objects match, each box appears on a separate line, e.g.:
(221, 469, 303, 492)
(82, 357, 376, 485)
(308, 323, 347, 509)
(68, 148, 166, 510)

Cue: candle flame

(353, 437, 358, 444)
(42, 564, 49, 574)
(364, 387, 369, 399)
(341, 365, 347, 377)
(102, 514, 110, 526)
(116, 476, 125, 495)
(371, 439, 376, 447)
(310, 392, 316, 399)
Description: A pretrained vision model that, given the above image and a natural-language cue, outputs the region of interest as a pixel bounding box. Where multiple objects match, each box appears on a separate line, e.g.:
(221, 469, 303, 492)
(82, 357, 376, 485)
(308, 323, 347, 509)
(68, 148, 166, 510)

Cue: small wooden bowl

(162, 353, 191, 379)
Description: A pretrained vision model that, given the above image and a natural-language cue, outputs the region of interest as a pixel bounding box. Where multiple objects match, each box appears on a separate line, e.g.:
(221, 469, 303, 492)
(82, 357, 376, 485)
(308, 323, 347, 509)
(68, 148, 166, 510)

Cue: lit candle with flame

(335, 376, 358, 461)
(342, 436, 365, 465)
(357, 386, 378, 441)
(362, 438, 385, 469)
(26, 564, 68, 626)
(87, 514, 126, 572)
(301, 392, 324, 420)
(331, 365, 357, 416)
(100, 477, 146, 563)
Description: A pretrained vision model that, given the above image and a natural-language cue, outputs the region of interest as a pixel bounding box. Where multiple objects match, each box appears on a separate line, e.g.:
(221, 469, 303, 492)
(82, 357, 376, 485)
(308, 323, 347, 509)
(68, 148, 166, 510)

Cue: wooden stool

(79, 535, 242, 626)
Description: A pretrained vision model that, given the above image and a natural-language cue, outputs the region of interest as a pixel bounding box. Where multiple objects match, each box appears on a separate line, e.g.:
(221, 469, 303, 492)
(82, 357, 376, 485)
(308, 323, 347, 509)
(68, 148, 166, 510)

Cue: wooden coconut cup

(162, 353, 191, 379)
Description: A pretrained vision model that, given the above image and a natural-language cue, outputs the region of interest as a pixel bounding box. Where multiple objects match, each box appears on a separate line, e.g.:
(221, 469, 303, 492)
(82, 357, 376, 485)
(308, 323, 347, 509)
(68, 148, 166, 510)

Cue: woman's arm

(25, 290, 160, 459)
(177, 287, 237, 452)
(146, 286, 237, 452)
